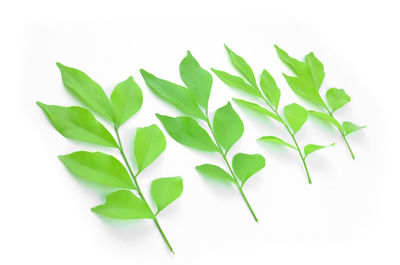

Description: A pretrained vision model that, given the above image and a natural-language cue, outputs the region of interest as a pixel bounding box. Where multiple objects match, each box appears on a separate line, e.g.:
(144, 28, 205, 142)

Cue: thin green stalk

(113, 125, 175, 254)
(204, 116, 258, 222)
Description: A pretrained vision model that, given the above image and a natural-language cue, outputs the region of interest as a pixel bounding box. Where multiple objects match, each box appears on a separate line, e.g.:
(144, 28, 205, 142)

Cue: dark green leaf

(179, 51, 212, 110)
(195, 164, 234, 185)
(91, 190, 154, 219)
(305, 52, 325, 90)
(342, 121, 366, 135)
(211, 69, 261, 97)
(283, 74, 325, 107)
(304, 143, 335, 158)
(283, 103, 308, 134)
(213, 102, 244, 153)
(56, 63, 114, 122)
(259, 69, 281, 109)
(224, 45, 258, 87)
(134, 124, 166, 172)
(307, 110, 344, 133)
(258, 136, 296, 150)
(156, 114, 218, 152)
(326, 88, 351, 112)
(233, 98, 282, 122)
(140, 69, 205, 120)
(151, 177, 183, 214)
(232, 153, 265, 186)
(37, 102, 117, 148)
(59, 151, 135, 189)
(110, 76, 143, 127)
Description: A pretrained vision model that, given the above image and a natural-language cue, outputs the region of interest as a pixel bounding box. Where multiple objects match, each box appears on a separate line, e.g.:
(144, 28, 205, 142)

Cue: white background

(1, 0, 399, 264)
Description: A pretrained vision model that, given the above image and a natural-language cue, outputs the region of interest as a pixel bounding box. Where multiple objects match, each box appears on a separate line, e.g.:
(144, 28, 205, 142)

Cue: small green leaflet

(151, 177, 183, 214)
(260, 69, 281, 109)
(232, 153, 265, 186)
(283, 103, 308, 134)
(232, 98, 281, 122)
(211, 69, 261, 97)
(283, 74, 325, 107)
(326, 88, 351, 112)
(258, 136, 296, 150)
(156, 114, 218, 152)
(213, 102, 244, 153)
(37, 102, 118, 148)
(342, 121, 366, 136)
(179, 51, 212, 110)
(59, 151, 135, 189)
(305, 52, 325, 90)
(274, 45, 312, 82)
(110, 76, 143, 127)
(307, 110, 344, 133)
(304, 143, 335, 158)
(196, 164, 234, 185)
(92, 190, 154, 219)
(57, 63, 114, 122)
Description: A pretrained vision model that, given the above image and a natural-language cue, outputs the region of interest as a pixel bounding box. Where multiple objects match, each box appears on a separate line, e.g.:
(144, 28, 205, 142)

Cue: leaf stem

(113, 125, 175, 254)
(204, 116, 258, 222)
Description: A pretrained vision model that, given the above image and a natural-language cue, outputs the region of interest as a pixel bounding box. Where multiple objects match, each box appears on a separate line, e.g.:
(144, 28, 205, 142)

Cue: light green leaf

(151, 177, 183, 214)
(233, 98, 282, 122)
(110, 76, 143, 127)
(140, 69, 205, 120)
(156, 114, 218, 152)
(134, 124, 166, 172)
(56, 63, 114, 122)
(91, 190, 154, 219)
(305, 52, 325, 90)
(232, 153, 265, 186)
(179, 51, 212, 110)
(283, 74, 325, 107)
(258, 136, 296, 150)
(59, 151, 135, 189)
(304, 143, 335, 158)
(195, 164, 234, 185)
(260, 69, 281, 109)
(224, 45, 258, 87)
(342, 121, 366, 136)
(211, 69, 261, 97)
(213, 102, 244, 153)
(274, 45, 312, 82)
(308, 110, 344, 133)
(326, 88, 351, 112)
(37, 102, 117, 148)
(283, 103, 308, 134)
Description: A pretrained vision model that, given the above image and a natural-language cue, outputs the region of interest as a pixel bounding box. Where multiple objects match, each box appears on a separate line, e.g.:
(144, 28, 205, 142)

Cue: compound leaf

(283, 103, 308, 134)
(232, 153, 265, 186)
(140, 69, 205, 120)
(195, 164, 234, 185)
(56, 63, 114, 122)
(342, 121, 366, 136)
(110, 76, 143, 127)
(37, 102, 117, 148)
(305, 52, 325, 90)
(260, 69, 281, 109)
(224, 45, 258, 87)
(179, 51, 212, 110)
(59, 151, 135, 189)
(156, 114, 218, 152)
(213, 102, 244, 153)
(92, 190, 154, 219)
(326, 88, 351, 112)
(258, 136, 296, 150)
(304, 143, 335, 158)
(211, 69, 261, 97)
(134, 124, 166, 172)
(233, 98, 282, 122)
(151, 177, 183, 214)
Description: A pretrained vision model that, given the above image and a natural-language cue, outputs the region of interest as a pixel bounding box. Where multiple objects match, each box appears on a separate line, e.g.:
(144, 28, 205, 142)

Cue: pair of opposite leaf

(37, 64, 182, 254)
(141, 51, 266, 222)
(212, 45, 337, 184)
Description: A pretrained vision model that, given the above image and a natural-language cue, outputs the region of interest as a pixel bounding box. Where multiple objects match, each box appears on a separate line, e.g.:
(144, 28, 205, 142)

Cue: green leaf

(224, 45, 258, 88)
(195, 164, 234, 185)
(211, 69, 261, 97)
(232, 153, 265, 186)
(342, 121, 366, 136)
(56, 63, 114, 122)
(326, 88, 351, 112)
(91, 190, 154, 219)
(283, 74, 325, 107)
(156, 114, 218, 152)
(140, 69, 205, 120)
(304, 143, 335, 158)
(305, 52, 325, 90)
(307, 110, 344, 133)
(134, 124, 166, 172)
(233, 98, 282, 122)
(110, 76, 143, 127)
(283, 103, 308, 134)
(151, 177, 183, 214)
(274, 45, 312, 82)
(37, 102, 117, 148)
(258, 136, 296, 150)
(213, 102, 244, 153)
(59, 151, 135, 189)
(259, 69, 281, 109)
(179, 51, 212, 110)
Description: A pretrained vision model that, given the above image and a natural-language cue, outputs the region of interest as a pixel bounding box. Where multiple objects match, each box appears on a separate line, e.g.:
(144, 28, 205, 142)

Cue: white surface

(1, 0, 399, 264)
